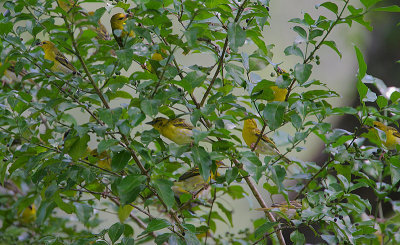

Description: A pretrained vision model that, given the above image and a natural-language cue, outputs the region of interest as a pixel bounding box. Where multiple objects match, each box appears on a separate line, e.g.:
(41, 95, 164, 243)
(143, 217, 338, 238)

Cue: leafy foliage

(0, 0, 400, 244)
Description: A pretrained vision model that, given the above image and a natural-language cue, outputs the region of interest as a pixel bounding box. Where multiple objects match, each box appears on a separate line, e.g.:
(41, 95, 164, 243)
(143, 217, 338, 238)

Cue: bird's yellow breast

(160, 123, 193, 145)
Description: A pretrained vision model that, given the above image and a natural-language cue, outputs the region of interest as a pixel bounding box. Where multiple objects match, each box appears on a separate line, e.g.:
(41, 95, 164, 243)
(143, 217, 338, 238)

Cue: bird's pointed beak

(146, 120, 156, 125)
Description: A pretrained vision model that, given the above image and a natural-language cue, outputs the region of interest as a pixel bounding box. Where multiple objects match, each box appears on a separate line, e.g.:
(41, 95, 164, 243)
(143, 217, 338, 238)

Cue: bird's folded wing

(55, 52, 76, 72)
(172, 118, 194, 130)
(178, 167, 200, 181)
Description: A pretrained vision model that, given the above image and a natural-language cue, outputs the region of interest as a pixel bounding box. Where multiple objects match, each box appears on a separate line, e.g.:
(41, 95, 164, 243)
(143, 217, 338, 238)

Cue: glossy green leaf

(227, 22, 246, 52)
(318, 2, 338, 14)
(294, 63, 312, 84)
(143, 218, 171, 233)
(254, 221, 277, 239)
(118, 175, 147, 205)
(153, 179, 175, 210)
(111, 150, 131, 172)
(354, 45, 367, 81)
(373, 5, 400, 12)
(191, 145, 212, 181)
(108, 222, 125, 243)
(263, 102, 287, 130)
(290, 230, 305, 245)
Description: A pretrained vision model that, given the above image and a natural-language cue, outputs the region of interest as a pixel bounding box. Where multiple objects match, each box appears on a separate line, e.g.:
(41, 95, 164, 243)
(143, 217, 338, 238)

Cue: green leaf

(98, 139, 119, 153)
(153, 179, 175, 210)
(216, 202, 233, 227)
(141, 99, 161, 116)
(191, 146, 212, 181)
(109, 222, 125, 244)
(357, 80, 368, 101)
(74, 203, 93, 224)
(376, 95, 388, 109)
(290, 230, 305, 245)
(294, 63, 312, 84)
(337, 174, 350, 191)
(118, 205, 134, 223)
(290, 113, 302, 130)
(271, 165, 286, 193)
(0, 22, 13, 35)
(54, 192, 74, 214)
(318, 2, 338, 14)
(143, 218, 171, 233)
(360, 0, 382, 8)
(354, 45, 367, 81)
(390, 156, 400, 185)
(111, 150, 131, 172)
(184, 231, 201, 245)
(227, 22, 246, 52)
(322, 40, 342, 58)
(374, 5, 400, 12)
(225, 167, 239, 185)
(68, 134, 90, 161)
(128, 107, 146, 126)
(293, 26, 307, 39)
(98, 108, 122, 127)
(118, 175, 147, 205)
(116, 49, 134, 70)
(254, 221, 277, 239)
(263, 102, 287, 130)
(284, 44, 304, 58)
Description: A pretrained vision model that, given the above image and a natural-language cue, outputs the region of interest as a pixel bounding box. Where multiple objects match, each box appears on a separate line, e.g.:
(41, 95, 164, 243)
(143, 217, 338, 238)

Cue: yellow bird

(145, 52, 164, 74)
(37, 41, 77, 75)
(256, 200, 303, 219)
(89, 148, 111, 170)
(20, 204, 36, 224)
(269, 86, 288, 102)
(372, 121, 400, 150)
(172, 162, 221, 198)
(146, 117, 195, 145)
(242, 118, 290, 163)
(57, 0, 86, 16)
(110, 13, 135, 48)
(270, 67, 289, 102)
(87, 11, 111, 41)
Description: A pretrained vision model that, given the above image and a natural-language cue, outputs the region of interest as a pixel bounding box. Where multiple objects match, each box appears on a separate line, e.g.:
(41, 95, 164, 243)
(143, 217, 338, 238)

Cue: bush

(1, 0, 400, 244)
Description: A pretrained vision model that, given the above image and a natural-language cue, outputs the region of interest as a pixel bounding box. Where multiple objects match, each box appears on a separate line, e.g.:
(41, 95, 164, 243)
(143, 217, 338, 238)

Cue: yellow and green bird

(146, 117, 195, 145)
(372, 121, 400, 150)
(110, 13, 135, 48)
(37, 41, 77, 74)
(242, 118, 290, 163)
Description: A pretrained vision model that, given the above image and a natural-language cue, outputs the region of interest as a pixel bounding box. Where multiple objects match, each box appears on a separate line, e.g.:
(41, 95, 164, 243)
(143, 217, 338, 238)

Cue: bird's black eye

(43, 41, 47, 44)
(119, 17, 124, 20)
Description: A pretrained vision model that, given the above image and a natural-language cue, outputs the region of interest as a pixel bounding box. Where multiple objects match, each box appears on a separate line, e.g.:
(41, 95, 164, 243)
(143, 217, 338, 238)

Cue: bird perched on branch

(87, 11, 111, 41)
(242, 118, 290, 163)
(372, 121, 400, 150)
(146, 117, 200, 145)
(173, 165, 219, 198)
(20, 204, 37, 224)
(256, 200, 303, 219)
(37, 41, 78, 75)
(110, 13, 135, 48)
(57, 0, 87, 17)
(89, 148, 112, 170)
(270, 67, 289, 102)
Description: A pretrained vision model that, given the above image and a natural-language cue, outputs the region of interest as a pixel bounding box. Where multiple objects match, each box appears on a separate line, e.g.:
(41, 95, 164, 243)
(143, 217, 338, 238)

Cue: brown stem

(200, 0, 249, 106)
(231, 159, 286, 245)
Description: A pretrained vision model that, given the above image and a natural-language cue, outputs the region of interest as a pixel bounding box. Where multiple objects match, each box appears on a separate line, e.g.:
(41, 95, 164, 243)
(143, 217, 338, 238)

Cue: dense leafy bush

(1, 0, 400, 244)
